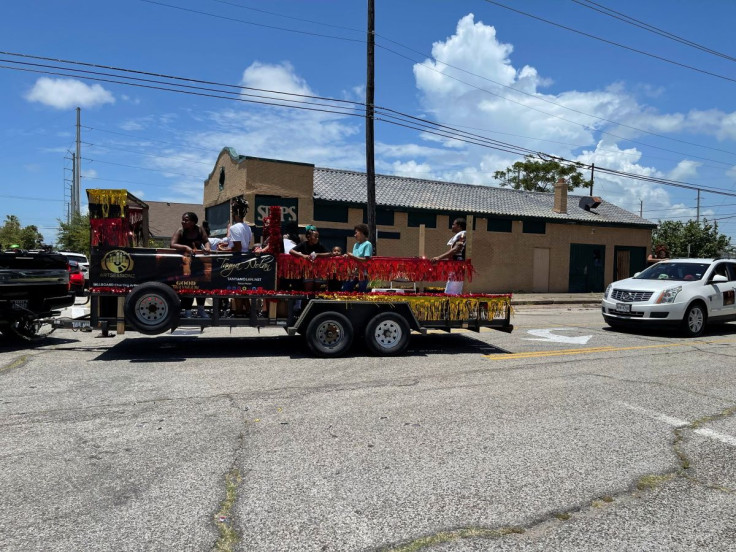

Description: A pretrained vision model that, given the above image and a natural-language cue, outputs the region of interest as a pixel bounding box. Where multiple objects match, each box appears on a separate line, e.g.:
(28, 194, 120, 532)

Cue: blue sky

(3, 0, 736, 246)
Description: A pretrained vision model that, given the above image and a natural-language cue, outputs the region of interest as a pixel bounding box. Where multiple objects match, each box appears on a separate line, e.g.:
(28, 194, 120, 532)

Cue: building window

(487, 218, 512, 232)
(523, 220, 546, 234)
(407, 211, 436, 228)
(362, 207, 395, 226)
(314, 201, 348, 223)
(218, 167, 225, 191)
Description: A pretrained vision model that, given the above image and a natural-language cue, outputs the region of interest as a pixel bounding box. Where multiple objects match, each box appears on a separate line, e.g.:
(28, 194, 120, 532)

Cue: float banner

(90, 247, 276, 291)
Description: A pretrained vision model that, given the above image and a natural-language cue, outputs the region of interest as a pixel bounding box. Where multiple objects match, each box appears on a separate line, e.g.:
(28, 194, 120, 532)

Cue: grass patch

(385, 526, 524, 552)
(213, 468, 243, 552)
(636, 473, 675, 491)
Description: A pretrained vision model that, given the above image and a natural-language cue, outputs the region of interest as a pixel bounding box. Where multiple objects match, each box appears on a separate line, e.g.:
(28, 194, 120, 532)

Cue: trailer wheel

(364, 312, 410, 356)
(124, 282, 180, 335)
(305, 312, 353, 357)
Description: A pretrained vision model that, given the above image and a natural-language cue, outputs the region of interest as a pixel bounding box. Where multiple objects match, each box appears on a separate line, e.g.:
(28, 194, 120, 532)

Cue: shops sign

(254, 195, 298, 227)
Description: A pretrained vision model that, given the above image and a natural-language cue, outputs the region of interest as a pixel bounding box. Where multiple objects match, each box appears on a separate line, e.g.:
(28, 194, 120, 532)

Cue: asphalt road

(1, 305, 735, 551)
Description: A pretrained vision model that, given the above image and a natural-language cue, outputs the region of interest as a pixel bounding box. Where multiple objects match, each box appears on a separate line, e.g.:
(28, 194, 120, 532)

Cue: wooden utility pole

(590, 163, 595, 196)
(365, 0, 377, 251)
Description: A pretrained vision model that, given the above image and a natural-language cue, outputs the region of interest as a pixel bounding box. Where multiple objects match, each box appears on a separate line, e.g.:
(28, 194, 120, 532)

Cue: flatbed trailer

(84, 247, 512, 357)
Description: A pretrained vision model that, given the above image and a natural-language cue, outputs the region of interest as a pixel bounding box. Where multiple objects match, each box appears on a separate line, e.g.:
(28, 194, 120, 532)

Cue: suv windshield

(634, 262, 710, 282)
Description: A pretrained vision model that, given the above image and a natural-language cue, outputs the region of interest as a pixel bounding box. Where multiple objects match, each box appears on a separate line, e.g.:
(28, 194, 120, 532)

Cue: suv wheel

(681, 302, 706, 338)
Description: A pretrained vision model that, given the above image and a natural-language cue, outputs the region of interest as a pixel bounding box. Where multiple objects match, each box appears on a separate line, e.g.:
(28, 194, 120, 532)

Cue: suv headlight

(656, 286, 682, 304)
(604, 284, 612, 299)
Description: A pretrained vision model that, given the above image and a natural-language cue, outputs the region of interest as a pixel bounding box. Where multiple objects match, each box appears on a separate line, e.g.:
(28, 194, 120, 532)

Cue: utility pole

(640, 199, 643, 218)
(696, 189, 701, 223)
(73, 107, 81, 217)
(590, 163, 595, 196)
(365, 0, 377, 251)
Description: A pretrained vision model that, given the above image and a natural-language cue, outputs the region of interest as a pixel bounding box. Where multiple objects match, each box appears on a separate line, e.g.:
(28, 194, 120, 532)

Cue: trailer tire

(364, 312, 410, 356)
(124, 282, 180, 335)
(305, 312, 353, 357)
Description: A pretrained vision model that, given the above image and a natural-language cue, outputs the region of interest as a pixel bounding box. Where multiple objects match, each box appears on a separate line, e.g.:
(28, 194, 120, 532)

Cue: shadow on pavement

(91, 332, 510, 362)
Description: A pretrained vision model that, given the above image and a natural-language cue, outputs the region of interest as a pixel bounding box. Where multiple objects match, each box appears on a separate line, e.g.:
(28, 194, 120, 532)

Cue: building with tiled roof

(203, 148, 655, 293)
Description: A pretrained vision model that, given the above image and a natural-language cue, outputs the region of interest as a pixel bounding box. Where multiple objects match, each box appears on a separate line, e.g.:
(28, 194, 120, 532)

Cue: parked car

(58, 252, 89, 287)
(602, 258, 736, 337)
(68, 259, 85, 297)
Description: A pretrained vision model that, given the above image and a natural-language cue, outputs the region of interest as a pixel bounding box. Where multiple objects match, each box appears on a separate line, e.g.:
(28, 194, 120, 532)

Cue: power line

(4, 51, 736, 204)
(139, 0, 363, 44)
(131, 1, 736, 161)
(482, 0, 736, 85)
(571, 0, 736, 63)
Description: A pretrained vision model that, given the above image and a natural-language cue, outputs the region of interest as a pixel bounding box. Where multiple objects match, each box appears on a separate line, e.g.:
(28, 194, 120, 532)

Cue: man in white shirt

(219, 198, 252, 253)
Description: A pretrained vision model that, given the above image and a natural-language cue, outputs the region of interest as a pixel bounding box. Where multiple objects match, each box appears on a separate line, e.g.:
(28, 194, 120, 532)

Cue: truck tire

(305, 312, 353, 357)
(681, 301, 707, 338)
(124, 282, 180, 335)
(364, 312, 410, 356)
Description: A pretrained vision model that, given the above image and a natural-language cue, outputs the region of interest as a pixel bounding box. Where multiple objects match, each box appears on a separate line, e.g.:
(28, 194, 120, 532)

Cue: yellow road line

(484, 337, 736, 360)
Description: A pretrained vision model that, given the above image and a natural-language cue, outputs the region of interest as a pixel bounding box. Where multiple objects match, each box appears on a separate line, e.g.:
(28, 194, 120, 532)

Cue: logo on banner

(101, 250, 134, 273)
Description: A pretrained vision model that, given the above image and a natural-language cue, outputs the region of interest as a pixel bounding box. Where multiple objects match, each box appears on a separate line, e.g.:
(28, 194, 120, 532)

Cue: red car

(68, 259, 85, 297)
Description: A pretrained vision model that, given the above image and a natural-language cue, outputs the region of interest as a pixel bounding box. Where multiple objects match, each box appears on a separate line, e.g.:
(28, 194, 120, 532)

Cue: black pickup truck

(0, 250, 75, 342)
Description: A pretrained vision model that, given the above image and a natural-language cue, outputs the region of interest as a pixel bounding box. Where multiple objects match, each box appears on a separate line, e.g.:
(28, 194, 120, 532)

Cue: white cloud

(668, 160, 701, 181)
(25, 78, 115, 109)
(241, 61, 313, 101)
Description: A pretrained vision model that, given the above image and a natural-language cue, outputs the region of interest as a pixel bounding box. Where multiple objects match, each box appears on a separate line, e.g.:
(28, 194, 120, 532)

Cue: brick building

(202, 148, 655, 293)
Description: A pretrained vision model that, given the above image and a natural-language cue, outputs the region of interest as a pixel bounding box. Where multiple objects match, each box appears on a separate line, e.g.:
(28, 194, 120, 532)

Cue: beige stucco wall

(203, 151, 653, 293)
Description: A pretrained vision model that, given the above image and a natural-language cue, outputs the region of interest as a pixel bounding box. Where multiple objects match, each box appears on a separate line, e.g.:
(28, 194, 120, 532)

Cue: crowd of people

(170, 198, 468, 317)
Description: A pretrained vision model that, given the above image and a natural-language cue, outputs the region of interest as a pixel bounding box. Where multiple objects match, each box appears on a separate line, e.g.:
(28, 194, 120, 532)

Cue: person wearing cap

(289, 225, 332, 292)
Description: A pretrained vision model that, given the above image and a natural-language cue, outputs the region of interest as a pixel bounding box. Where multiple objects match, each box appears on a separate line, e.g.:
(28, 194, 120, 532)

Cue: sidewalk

(510, 292, 602, 306)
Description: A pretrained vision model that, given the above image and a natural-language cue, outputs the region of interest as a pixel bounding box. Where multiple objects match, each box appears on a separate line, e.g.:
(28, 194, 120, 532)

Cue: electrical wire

(482, 0, 736, 85)
(571, 0, 736, 63)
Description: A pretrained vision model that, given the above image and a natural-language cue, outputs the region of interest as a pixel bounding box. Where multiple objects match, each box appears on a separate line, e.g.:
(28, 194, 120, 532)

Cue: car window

(634, 262, 709, 281)
(65, 254, 88, 264)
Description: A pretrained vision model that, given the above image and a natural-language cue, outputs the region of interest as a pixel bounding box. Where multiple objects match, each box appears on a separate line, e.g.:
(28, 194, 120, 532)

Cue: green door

(569, 244, 605, 292)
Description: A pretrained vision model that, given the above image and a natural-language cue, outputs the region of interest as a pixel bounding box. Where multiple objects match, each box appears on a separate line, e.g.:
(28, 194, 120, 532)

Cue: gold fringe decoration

(316, 293, 512, 322)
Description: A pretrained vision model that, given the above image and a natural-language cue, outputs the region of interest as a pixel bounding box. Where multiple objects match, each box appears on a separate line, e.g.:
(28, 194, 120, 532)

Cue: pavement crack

(211, 394, 248, 552)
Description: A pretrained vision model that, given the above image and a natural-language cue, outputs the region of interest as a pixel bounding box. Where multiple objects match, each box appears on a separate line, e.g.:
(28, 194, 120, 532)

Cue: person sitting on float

(170, 211, 210, 318)
(341, 223, 373, 292)
(288, 225, 333, 292)
(171, 211, 210, 256)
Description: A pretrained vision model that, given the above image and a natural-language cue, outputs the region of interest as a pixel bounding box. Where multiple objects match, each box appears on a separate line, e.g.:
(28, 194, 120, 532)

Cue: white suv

(602, 258, 736, 337)
(58, 251, 90, 288)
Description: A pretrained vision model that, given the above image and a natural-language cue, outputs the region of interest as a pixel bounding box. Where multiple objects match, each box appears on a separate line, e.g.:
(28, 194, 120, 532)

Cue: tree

(652, 219, 731, 258)
(0, 215, 44, 250)
(56, 213, 91, 256)
(493, 155, 592, 192)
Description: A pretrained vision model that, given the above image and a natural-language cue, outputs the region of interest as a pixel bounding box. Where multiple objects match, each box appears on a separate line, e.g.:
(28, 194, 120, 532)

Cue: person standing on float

(432, 218, 466, 295)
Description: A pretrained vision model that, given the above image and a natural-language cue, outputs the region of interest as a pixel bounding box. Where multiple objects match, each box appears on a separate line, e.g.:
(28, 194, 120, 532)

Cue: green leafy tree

(652, 219, 731, 258)
(0, 215, 44, 249)
(56, 213, 91, 256)
(493, 155, 592, 192)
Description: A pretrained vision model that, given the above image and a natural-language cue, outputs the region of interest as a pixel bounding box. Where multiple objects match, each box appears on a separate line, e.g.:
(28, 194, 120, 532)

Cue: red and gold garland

(277, 255, 474, 282)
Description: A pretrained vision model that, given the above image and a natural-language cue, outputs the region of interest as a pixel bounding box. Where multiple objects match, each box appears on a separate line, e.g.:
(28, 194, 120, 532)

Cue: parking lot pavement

(1, 308, 735, 551)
